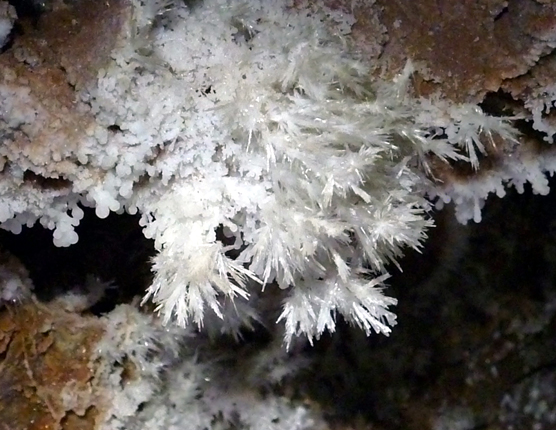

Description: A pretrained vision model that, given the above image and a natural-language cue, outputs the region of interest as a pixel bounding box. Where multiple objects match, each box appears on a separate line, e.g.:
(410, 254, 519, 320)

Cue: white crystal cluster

(0, 0, 524, 343)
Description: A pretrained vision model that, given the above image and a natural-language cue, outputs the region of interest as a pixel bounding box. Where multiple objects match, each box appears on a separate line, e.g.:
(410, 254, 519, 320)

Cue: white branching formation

(0, 0, 522, 344)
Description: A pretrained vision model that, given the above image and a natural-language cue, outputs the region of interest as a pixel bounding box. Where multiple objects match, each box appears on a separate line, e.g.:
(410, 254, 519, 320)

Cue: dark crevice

(183, 0, 204, 10)
(1, 0, 37, 54)
(57, 65, 77, 91)
(513, 118, 546, 141)
(195, 85, 215, 97)
(493, 6, 508, 22)
(23, 170, 72, 190)
(7, 0, 48, 25)
(107, 124, 123, 133)
(479, 89, 523, 117)
(0, 22, 16, 54)
(215, 224, 244, 260)
(0, 207, 155, 313)
(302, 185, 556, 427)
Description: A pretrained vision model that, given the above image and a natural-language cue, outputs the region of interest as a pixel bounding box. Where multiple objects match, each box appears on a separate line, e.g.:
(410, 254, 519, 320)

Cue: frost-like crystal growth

(0, 0, 521, 344)
(137, 0, 436, 343)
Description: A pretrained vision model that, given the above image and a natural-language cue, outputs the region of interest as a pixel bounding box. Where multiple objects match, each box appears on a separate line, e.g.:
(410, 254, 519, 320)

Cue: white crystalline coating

(94, 302, 320, 430)
(138, 0, 434, 342)
(0, 0, 531, 343)
(93, 304, 325, 430)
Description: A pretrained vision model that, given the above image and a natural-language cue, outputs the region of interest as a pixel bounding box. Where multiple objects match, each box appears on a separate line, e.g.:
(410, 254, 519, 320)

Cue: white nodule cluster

(0, 0, 524, 343)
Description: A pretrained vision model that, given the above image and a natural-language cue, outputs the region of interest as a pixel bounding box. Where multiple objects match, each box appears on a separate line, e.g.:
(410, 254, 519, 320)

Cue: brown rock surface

(372, 0, 556, 103)
(0, 0, 132, 180)
(0, 300, 104, 430)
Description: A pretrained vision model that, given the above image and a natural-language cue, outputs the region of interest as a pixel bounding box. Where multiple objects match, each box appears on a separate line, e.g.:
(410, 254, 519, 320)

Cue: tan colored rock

(0, 0, 132, 181)
(371, 0, 556, 103)
(0, 300, 105, 430)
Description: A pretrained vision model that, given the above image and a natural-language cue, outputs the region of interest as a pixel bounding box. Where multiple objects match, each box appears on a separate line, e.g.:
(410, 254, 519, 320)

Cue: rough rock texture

(368, 0, 556, 104)
(0, 0, 131, 180)
(0, 299, 104, 430)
